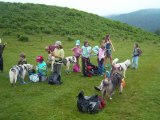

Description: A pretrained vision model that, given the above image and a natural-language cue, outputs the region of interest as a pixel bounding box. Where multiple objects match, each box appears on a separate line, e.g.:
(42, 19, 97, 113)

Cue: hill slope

(107, 9, 160, 32)
(0, 2, 159, 42)
(0, 2, 160, 120)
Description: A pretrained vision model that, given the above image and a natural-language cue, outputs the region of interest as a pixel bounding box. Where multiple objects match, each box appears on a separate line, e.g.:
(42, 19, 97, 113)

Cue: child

(18, 52, 27, 65)
(71, 40, 82, 67)
(81, 40, 92, 76)
(51, 41, 64, 76)
(98, 43, 106, 76)
(104, 34, 115, 67)
(36, 56, 47, 81)
(132, 43, 142, 69)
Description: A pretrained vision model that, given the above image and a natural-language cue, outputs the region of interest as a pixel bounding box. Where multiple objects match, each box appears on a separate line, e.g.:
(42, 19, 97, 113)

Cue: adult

(81, 41, 92, 76)
(104, 34, 115, 67)
(51, 41, 64, 76)
(0, 39, 7, 72)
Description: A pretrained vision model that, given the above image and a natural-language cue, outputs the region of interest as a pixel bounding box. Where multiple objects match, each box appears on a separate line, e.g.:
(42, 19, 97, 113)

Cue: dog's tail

(9, 70, 17, 86)
(112, 58, 119, 66)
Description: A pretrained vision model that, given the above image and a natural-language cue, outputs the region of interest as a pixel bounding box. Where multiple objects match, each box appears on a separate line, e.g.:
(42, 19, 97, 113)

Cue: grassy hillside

(0, 2, 160, 120)
(0, 2, 159, 42)
(107, 9, 160, 32)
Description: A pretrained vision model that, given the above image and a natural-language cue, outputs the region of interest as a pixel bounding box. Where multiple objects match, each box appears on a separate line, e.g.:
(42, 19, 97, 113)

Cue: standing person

(132, 43, 142, 69)
(98, 43, 106, 76)
(81, 41, 92, 76)
(104, 34, 115, 67)
(18, 52, 27, 65)
(0, 39, 7, 73)
(71, 40, 82, 66)
(51, 41, 64, 76)
(36, 56, 47, 81)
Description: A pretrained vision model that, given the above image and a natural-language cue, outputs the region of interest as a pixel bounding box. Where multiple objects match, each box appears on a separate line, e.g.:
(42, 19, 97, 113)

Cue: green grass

(0, 35, 160, 120)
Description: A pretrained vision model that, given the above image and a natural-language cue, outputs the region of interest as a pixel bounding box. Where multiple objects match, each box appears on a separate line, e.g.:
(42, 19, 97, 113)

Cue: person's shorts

(106, 49, 111, 58)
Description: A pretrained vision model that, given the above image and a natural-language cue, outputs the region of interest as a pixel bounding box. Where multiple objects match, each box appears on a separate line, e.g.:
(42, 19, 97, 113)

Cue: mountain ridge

(106, 9, 160, 32)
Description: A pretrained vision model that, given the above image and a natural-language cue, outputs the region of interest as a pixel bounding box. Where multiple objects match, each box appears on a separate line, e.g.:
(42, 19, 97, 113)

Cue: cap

(36, 56, 44, 62)
(55, 41, 62, 46)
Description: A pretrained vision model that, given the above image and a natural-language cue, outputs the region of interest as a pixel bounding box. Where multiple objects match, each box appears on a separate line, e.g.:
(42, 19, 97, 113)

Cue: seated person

(18, 52, 27, 65)
(36, 56, 47, 82)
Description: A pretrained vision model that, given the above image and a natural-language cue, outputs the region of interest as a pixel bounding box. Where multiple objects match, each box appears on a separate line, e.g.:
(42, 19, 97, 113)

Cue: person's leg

(53, 64, 57, 73)
(0, 57, 3, 72)
(56, 64, 62, 76)
(132, 57, 135, 68)
(135, 56, 139, 69)
(109, 55, 112, 66)
(94, 80, 103, 91)
(99, 59, 104, 75)
(82, 57, 86, 76)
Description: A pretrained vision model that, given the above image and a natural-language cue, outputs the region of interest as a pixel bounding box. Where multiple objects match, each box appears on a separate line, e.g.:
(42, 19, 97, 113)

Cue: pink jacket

(98, 48, 106, 61)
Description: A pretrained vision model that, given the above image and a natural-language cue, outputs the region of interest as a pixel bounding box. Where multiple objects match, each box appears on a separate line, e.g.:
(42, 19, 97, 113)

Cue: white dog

(111, 58, 131, 78)
(9, 64, 33, 86)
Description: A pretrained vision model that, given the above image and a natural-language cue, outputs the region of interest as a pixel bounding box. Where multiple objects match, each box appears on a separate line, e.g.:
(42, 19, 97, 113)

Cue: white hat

(55, 41, 62, 46)
(76, 40, 80, 46)
(76, 42, 80, 46)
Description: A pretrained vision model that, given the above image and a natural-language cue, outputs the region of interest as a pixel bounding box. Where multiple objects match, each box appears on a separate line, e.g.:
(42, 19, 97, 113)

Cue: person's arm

(110, 39, 115, 52)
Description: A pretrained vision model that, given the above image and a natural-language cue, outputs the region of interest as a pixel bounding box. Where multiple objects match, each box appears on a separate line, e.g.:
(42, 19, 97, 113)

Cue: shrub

(18, 35, 29, 42)
(67, 36, 74, 41)
(2, 30, 12, 36)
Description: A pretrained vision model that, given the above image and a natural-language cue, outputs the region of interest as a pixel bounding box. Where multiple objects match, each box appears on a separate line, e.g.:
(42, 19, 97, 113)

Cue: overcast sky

(1, 0, 160, 16)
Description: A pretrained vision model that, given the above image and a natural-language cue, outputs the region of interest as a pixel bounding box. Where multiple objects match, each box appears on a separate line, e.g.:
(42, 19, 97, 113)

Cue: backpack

(137, 48, 142, 57)
(77, 91, 105, 114)
(29, 74, 39, 82)
(73, 64, 81, 72)
(48, 72, 62, 85)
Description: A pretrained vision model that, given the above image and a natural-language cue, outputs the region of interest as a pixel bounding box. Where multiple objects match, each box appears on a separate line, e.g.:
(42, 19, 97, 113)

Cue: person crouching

(36, 56, 47, 82)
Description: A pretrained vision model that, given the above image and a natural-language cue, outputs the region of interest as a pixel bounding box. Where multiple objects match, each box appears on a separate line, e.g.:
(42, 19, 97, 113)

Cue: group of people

(44, 34, 117, 78)
(0, 35, 142, 83)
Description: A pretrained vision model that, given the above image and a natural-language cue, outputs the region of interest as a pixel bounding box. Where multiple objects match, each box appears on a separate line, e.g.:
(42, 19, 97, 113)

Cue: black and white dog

(9, 64, 33, 86)
(62, 56, 77, 71)
(49, 55, 77, 72)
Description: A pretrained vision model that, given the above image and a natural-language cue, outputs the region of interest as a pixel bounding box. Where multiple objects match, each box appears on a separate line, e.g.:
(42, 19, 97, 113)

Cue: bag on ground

(77, 90, 105, 114)
(73, 64, 81, 72)
(48, 72, 62, 85)
(29, 74, 39, 82)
